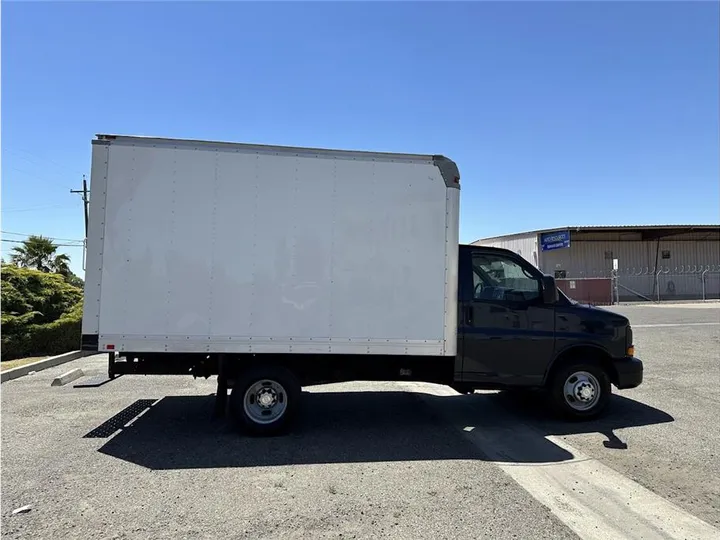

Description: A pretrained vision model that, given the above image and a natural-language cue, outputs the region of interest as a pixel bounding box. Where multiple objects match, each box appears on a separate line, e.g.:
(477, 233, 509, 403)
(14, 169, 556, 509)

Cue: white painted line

(401, 382, 719, 540)
(512, 437, 718, 540)
(634, 322, 720, 328)
(629, 303, 720, 309)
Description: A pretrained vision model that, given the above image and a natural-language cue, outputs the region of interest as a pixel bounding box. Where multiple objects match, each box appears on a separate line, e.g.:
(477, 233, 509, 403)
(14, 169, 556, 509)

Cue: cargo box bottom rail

(106, 351, 457, 388)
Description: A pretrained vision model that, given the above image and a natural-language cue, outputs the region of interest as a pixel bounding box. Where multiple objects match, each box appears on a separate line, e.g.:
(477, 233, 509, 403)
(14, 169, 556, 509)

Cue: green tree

(10, 235, 60, 272)
(51, 253, 72, 277)
(8, 235, 82, 283)
(1, 264, 82, 323)
(1, 264, 84, 360)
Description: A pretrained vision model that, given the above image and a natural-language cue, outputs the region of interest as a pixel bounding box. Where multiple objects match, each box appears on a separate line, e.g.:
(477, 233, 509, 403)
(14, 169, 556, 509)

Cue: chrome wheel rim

(563, 371, 600, 411)
(243, 379, 288, 424)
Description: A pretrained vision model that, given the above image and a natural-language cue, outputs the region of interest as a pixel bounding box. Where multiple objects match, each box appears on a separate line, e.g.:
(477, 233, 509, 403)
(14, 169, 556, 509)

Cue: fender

(541, 342, 612, 386)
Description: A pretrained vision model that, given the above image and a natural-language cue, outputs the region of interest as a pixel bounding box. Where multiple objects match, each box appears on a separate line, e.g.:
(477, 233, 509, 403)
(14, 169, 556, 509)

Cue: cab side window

(472, 252, 541, 303)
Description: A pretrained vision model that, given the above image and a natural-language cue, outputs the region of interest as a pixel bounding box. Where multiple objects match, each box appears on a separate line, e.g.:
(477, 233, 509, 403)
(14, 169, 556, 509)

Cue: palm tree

(9, 235, 71, 274)
(51, 253, 72, 277)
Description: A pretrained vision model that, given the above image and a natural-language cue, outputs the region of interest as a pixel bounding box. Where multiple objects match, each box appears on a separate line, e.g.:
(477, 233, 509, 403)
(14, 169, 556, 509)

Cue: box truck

(82, 134, 643, 434)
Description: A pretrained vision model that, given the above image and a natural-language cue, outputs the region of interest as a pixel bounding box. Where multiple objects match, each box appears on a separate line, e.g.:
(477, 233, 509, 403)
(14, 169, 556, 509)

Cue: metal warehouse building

(473, 225, 720, 303)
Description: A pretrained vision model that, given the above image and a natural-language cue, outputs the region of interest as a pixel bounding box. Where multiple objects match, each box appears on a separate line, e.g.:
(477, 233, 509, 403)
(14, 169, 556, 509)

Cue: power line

(3, 167, 78, 192)
(2, 203, 79, 213)
(1, 231, 85, 243)
(1, 238, 83, 248)
(2, 147, 86, 177)
(3, 150, 88, 198)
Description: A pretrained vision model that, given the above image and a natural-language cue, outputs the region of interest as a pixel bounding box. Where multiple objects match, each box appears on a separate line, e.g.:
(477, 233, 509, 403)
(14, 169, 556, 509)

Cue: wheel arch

(543, 344, 617, 387)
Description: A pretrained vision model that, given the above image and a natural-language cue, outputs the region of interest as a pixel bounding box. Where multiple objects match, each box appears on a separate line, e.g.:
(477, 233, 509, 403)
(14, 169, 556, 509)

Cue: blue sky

(3, 1, 719, 276)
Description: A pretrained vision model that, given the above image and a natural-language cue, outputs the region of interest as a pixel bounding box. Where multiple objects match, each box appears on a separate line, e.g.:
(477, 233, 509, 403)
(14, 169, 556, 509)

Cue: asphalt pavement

(1, 302, 718, 539)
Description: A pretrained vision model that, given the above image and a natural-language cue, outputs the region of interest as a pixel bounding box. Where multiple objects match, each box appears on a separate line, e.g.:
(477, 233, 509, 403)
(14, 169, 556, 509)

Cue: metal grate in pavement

(83, 399, 158, 438)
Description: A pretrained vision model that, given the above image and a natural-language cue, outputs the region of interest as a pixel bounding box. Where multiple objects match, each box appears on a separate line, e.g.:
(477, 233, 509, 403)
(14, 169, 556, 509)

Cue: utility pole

(70, 175, 89, 237)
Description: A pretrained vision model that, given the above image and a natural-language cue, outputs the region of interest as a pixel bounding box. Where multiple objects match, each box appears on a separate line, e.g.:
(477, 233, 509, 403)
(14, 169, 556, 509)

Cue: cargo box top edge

(93, 134, 460, 188)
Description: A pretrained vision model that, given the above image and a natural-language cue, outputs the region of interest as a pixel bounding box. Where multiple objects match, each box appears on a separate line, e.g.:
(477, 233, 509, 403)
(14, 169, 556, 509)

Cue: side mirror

(541, 275, 558, 304)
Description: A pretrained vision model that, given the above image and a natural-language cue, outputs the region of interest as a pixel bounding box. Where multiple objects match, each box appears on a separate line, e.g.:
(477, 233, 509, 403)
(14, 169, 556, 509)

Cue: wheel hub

(563, 370, 601, 411)
(257, 388, 277, 408)
(575, 382, 595, 402)
(243, 379, 289, 425)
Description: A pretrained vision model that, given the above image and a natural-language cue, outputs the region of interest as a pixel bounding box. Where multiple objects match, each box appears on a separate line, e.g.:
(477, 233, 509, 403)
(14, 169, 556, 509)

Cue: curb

(51, 368, 85, 387)
(1, 351, 94, 384)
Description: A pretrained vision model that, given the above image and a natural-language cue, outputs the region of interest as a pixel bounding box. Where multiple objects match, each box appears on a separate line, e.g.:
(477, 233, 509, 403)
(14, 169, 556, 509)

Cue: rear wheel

(549, 361, 611, 420)
(230, 365, 301, 435)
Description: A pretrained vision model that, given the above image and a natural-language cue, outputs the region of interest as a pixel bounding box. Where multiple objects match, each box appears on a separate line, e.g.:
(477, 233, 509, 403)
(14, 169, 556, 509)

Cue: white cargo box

(82, 135, 460, 356)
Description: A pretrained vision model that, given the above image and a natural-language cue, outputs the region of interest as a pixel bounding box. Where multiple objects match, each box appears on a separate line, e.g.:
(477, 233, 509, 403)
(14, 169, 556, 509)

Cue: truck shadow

(91, 390, 673, 470)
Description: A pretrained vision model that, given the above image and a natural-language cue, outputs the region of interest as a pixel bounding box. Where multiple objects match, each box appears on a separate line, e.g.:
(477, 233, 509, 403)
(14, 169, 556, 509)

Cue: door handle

(465, 306, 473, 325)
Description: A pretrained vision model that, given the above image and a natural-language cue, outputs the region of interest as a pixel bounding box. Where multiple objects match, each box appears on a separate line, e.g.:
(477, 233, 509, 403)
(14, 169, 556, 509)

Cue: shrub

(1, 265, 83, 360)
(1, 265, 82, 322)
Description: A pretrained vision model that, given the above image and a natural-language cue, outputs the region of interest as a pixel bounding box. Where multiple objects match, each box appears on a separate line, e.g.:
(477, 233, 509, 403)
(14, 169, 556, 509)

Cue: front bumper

(612, 356, 643, 389)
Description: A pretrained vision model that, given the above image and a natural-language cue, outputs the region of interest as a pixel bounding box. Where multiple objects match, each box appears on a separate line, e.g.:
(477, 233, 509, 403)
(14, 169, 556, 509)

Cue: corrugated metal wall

(473, 233, 540, 268)
(540, 237, 720, 300)
(539, 238, 720, 276)
(474, 228, 720, 301)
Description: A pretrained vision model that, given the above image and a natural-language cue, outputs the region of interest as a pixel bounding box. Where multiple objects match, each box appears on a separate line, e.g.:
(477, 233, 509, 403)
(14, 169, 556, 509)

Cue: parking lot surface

(2, 303, 719, 539)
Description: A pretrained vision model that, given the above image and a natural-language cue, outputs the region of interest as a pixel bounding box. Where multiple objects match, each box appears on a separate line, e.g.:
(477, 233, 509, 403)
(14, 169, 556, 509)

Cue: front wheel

(549, 361, 611, 420)
(230, 365, 301, 435)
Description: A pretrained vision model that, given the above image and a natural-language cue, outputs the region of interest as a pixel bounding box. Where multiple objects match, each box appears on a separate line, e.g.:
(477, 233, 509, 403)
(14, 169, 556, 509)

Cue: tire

(229, 365, 301, 436)
(548, 360, 611, 420)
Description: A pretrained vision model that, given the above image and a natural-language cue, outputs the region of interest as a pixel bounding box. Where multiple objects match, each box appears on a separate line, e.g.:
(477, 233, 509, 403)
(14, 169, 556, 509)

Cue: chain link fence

(556, 265, 720, 304)
(613, 265, 720, 303)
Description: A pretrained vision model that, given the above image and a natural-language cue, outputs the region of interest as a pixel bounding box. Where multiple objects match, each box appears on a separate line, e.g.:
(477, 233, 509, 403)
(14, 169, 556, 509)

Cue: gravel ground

(1, 302, 718, 538)
(556, 303, 720, 526)
(1, 359, 575, 540)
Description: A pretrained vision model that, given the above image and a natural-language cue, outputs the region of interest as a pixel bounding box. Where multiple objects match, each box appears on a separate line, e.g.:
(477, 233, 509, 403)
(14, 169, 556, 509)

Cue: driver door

(458, 247, 555, 386)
